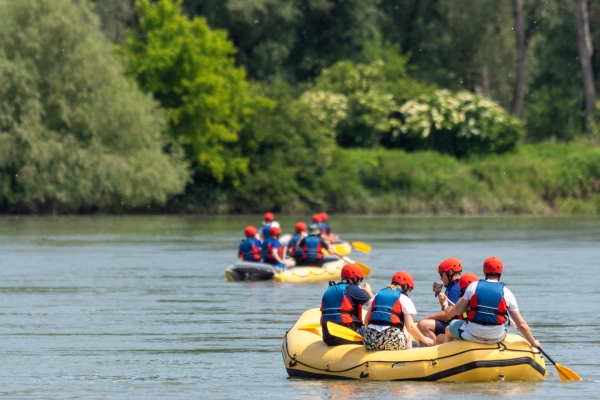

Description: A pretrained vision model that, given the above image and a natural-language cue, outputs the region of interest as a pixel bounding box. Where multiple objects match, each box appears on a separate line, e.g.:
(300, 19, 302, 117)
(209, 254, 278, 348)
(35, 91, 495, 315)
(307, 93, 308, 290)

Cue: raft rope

(284, 330, 543, 374)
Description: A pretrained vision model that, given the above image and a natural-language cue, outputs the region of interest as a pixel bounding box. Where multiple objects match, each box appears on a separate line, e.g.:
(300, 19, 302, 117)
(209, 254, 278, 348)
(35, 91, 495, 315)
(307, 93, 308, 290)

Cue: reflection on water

(0, 215, 597, 398)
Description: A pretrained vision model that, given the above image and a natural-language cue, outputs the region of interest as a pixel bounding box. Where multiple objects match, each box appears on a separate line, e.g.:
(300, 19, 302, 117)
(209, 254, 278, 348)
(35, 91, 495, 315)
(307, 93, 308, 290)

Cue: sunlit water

(0, 215, 598, 398)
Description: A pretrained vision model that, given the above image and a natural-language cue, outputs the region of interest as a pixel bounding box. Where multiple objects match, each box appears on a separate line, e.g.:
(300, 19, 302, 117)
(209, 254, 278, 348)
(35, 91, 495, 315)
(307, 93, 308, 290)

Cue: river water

(0, 215, 597, 398)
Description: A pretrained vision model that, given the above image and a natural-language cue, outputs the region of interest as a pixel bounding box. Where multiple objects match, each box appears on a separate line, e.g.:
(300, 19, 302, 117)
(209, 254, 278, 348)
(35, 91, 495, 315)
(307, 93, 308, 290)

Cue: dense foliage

(121, 0, 269, 185)
(0, 0, 189, 213)
(1, 0, 600, 214)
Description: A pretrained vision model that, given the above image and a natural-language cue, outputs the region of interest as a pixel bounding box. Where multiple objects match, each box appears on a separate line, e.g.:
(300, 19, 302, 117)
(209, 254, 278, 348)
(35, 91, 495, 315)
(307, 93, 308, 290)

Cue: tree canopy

(0, 0, 189, 212)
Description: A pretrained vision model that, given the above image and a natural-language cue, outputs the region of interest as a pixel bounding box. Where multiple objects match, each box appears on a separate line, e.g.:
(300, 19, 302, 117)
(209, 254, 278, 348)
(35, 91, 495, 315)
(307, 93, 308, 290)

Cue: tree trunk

(573, 0, 595, 133)
(510, 0, 526, 117)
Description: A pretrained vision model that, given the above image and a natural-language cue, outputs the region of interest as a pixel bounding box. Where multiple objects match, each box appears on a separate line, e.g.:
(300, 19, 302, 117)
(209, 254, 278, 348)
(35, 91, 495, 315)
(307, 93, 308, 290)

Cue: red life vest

(467, 280, 509, 325)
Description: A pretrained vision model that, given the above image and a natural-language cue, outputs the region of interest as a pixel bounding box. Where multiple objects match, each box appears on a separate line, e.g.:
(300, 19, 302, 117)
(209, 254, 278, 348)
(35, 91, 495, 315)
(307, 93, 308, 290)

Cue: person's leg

(444, 326, 455, 343)
(285, 258, 295, 268)
(416, 319, 437, 346)
(448, 320, 467, 343)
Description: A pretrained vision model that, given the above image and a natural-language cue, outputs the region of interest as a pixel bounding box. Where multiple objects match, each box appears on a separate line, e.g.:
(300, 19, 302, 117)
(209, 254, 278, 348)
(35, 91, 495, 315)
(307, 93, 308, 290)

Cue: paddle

(445, 298, 581, 382)
(326, 321, 363, 342)
(298, 323, 321, 330)
(341, 256, 372, 276)
(351, 241, 372, 254)
(536, 347, 581, 382)
(298, 322, 362, 343)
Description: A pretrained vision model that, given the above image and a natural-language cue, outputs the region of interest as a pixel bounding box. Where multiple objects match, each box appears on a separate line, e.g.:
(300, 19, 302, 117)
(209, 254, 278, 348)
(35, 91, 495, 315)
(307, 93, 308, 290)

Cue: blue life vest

(467, 280, 508, 326)
(367, 288, 406, 328)
(239, 238, 261, 261)
(445, 279, 461, 305)
(320, 283, 359, 325)
(261, 238, 282, 264)
(302, 235, 323, 259)
(260, 223, 271, 239)
(288, 234, 303, 258)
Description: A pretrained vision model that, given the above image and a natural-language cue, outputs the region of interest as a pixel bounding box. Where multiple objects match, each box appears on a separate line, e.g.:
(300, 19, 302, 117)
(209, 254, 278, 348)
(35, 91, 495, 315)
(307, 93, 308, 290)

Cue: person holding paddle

(417, 258, 463, 345)
(446, 257, 541, 348)
(320, 264, 374, 346)
(364, 272, 434, 350)
(296, 224, 336, 266)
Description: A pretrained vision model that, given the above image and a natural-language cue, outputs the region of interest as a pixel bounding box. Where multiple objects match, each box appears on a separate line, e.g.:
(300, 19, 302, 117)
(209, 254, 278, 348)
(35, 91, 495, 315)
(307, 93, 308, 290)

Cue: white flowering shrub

(397, 90, 524, 157)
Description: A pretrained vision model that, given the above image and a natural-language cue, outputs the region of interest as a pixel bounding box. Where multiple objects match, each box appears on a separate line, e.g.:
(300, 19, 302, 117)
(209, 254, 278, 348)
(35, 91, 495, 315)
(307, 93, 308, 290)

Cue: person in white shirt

(363, 271, 434, 351)
(448, 257, 541, 349)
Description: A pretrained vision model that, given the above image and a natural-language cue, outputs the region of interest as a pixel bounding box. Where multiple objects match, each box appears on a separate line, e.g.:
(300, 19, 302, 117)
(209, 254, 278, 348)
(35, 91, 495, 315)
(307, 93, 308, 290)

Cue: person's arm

(509, 310, 541, 348)
(453, 298, 469, 316)
(405, 314, 434, 346)
(271, 247, 285, 263)
(322, 239, 337, 256)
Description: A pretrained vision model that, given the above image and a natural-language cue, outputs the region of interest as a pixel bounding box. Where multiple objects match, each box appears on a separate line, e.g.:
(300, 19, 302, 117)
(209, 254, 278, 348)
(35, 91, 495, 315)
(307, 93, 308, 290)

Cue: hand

(432, 282, 443, 293)
(437, 293, 448, 306)
(532, 340, 541, 349)
(362, 282, 372, 292)
(422, 337, 435, 347)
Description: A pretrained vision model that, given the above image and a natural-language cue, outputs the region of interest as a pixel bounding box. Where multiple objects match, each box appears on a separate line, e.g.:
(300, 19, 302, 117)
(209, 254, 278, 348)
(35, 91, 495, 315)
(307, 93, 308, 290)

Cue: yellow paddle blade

(555, 363, 582, 382)
(326, 321, 363, 342)
(353, 260, 372, 276)
(351, 241, 372, 254)
(298, 323, 321, 331)
(332, 243, 351, 256)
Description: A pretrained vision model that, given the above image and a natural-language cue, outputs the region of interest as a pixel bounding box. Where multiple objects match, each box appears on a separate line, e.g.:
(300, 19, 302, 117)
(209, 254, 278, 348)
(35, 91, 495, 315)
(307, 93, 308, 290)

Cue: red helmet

(341, 264, 364, 280)
(483, 257, 503, 274)
(295, 222, 306, 233)
(320, 212, 328, 221)
(244, 226, 257, 237)
(269, 226, 281, 236)
(264, 212, 274, 222)
(438, 258, 463, 274)
(459, 273, 478, 291)
(391, 271, 414, 289)
(312, 213, 322, 222)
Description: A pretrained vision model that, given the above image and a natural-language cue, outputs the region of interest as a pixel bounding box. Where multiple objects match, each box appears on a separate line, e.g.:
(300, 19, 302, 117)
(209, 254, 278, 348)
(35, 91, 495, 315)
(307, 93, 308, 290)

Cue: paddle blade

(352, 241, 372, 254)
(326, 321, 363, 342)
(555, 363, 582, 382)
(353, 261, 372, 276)
(298, 323, 321, 331)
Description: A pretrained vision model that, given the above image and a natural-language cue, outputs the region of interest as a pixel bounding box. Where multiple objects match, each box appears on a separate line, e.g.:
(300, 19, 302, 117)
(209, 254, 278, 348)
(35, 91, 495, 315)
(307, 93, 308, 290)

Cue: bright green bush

(0, 0, 189, 212)
(397, 89, 525, 158)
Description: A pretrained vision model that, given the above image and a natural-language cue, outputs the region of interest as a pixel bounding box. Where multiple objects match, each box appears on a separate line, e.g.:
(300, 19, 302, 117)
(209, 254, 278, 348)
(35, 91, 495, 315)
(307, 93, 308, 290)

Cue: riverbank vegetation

(1, 0, 600, 214)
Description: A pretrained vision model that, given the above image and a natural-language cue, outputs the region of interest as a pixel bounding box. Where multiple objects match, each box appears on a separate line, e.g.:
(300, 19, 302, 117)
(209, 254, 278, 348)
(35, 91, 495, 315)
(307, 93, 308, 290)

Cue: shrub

(396, 89, 525, 157)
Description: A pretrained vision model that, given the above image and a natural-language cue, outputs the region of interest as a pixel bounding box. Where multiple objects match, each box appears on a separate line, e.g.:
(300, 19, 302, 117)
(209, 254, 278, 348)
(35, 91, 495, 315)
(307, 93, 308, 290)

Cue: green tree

(0, 0, 189, 212)
(90, 0, 135, 43)
(182, 0, 383, 82)
(121, 0, 269, 184)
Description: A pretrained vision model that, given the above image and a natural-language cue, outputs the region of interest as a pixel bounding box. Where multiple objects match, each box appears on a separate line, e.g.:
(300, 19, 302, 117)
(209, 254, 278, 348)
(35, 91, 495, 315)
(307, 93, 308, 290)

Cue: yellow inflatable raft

(225, 257, 352, 283)
(282, 309, 546, 382)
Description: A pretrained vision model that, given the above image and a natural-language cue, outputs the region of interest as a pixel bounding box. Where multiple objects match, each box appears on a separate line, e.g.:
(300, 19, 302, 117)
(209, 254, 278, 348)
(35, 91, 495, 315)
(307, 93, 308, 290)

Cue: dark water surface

(0, 215, 598, 398)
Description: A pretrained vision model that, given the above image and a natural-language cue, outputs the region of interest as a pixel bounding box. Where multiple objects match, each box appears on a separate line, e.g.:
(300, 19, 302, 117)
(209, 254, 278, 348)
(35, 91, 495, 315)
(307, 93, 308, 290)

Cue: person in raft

(238, 226, 262, 262)
(261, 225, 294, 269)
(364, 272, 435, 350)
(416, 258, 463, 345)
(319, 212, 339, 242)
(287, 222, 307, 263)
(446, 257, 541, 348)
(439, 272, 478, 342)
(296, 224, 335, 266)
(259, 212, 275, 241)
(320, 264, 374, 346)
